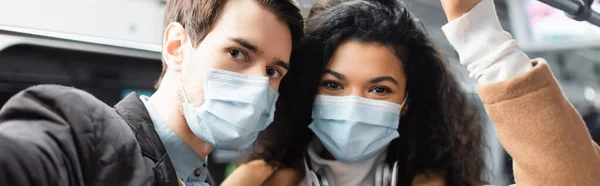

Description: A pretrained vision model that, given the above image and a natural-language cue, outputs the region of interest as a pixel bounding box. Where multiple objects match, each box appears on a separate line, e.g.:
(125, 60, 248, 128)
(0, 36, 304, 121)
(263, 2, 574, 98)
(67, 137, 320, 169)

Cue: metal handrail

(0, 25, 162, 53)
(538, 0, 600, 27)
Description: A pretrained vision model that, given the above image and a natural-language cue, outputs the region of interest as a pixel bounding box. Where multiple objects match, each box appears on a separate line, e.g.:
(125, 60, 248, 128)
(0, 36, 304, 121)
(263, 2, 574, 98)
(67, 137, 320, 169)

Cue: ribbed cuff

(441, 0, 512, 63)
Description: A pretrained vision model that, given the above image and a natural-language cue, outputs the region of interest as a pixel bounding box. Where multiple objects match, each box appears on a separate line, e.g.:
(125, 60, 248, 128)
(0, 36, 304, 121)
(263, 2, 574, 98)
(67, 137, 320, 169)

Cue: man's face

(164, 0, 293, 106)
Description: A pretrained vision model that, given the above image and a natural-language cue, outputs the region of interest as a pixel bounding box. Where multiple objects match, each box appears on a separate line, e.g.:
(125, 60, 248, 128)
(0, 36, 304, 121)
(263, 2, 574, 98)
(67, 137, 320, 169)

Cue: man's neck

(148, 81, 214, 160)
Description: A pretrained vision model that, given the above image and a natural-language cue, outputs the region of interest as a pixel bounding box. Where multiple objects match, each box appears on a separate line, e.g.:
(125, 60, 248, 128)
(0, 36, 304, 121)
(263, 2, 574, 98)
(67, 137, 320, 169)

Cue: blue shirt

(140, 96, 209, 186)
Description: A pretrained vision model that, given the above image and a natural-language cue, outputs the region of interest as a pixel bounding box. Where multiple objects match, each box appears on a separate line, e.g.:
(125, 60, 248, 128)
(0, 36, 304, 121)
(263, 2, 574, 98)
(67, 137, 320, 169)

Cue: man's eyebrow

(274, 60, 290, 71)
(323, 69, 346, 80)
(369, 76, 399, 85)
(228, 37, 262, 55)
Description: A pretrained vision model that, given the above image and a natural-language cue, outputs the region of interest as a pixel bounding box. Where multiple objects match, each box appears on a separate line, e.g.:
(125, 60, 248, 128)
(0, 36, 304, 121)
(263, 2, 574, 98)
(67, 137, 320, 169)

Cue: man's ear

(162, 22, 188, 73)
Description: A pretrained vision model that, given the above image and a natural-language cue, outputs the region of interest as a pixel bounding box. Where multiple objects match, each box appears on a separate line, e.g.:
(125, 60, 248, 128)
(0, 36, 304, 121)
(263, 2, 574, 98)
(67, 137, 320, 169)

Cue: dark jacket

(0, 85, 180, 186)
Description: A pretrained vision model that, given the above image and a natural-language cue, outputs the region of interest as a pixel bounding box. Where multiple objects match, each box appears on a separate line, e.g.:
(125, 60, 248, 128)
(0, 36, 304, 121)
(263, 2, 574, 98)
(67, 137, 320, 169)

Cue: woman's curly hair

(244, 0, 485, 185)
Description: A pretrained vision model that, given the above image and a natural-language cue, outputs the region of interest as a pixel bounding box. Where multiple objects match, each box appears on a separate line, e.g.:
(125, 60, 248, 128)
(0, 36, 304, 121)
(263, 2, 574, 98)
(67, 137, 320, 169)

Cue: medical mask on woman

(309, 95, 406, 163)
(180, 69, 279, 151)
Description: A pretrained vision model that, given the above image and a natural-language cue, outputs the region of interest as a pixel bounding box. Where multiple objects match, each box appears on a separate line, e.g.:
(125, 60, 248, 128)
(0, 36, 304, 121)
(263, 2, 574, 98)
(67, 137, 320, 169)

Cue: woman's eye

(320, 81, 343, 89)
(266, 68, 283, 79)
(370, 86, 391, 93)
(228, 49, 248, 62)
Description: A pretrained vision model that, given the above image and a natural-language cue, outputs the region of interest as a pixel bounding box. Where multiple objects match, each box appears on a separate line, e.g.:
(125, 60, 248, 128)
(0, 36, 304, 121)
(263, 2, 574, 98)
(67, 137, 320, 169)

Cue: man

(0, 0, 303, 185)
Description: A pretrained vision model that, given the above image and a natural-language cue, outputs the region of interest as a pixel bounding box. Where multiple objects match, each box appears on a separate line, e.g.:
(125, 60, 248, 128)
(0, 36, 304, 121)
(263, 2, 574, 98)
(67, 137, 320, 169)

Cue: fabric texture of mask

(308, 95, 403, 163)
(181, 69, 279, 151)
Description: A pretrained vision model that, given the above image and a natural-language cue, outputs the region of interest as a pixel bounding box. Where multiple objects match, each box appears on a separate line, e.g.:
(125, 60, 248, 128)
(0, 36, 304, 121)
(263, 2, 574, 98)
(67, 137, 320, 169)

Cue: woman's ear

(400, 103, 409, 116)
(400, 94, 409, 116)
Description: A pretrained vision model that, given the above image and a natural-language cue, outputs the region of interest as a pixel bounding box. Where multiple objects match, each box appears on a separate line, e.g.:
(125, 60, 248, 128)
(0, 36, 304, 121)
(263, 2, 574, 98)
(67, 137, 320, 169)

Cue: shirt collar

(139, 96, 208, 182)
(303, 139, 388, 186)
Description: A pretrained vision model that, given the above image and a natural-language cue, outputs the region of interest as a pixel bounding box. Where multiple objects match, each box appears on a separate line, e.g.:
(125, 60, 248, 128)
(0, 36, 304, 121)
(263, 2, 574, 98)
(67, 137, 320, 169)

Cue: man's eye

(228, 49, 248, 62)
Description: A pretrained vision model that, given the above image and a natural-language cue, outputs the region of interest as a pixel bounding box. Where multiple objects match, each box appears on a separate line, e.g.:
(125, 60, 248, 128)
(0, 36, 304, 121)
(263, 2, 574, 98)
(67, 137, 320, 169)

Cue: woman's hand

(440, 0, 482, 21)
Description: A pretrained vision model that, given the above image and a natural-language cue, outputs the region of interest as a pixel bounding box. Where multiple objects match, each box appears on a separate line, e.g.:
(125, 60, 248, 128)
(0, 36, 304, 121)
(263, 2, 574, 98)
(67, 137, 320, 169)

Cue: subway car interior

(2, 0, 600, 185)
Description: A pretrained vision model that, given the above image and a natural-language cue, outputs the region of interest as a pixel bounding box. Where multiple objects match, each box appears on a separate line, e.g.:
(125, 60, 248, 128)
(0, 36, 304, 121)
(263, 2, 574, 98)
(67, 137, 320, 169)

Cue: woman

(223, 0, 484, 185)
(227, 0, 600, 185)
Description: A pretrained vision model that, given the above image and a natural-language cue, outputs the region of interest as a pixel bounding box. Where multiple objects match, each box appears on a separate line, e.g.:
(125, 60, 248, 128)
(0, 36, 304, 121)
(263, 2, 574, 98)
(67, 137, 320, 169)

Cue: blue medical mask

(180, 69, 279, 151)
(308, 95, 406, 163)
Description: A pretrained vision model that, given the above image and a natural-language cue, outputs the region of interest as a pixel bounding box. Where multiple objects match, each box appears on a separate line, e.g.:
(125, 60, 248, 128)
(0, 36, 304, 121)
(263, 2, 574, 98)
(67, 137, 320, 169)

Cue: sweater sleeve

(441, 0, 600, 185)
(477, 60, 600, 185)
(441, 0, 532, 85)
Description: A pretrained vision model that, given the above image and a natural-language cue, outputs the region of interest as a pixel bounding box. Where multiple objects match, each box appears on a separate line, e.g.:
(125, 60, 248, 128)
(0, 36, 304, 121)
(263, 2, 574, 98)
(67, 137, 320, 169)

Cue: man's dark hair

(246, 0, 485, 185)
(155, 0, 304, 89)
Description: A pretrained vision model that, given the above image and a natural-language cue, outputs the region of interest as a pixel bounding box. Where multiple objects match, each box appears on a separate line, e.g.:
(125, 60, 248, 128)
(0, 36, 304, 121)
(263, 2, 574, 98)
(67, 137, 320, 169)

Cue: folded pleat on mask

(202, 69, 278, 111)
(314, 95, 402, 113)
(204, 69, 270, 87)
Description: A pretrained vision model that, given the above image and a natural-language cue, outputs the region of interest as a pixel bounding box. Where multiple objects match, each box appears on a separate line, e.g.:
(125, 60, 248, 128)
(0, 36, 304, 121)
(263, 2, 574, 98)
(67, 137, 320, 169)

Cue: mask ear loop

(399, 93, 409, 110)
(178, 74, 190, 104)
(176, 29, 193, 105)
(163, 40, 191, 105)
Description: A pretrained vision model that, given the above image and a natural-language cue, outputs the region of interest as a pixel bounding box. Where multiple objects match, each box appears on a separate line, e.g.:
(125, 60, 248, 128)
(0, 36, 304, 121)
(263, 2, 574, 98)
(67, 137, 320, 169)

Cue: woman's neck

(303, 140, 389, 186)
(318, 147, 336, 160)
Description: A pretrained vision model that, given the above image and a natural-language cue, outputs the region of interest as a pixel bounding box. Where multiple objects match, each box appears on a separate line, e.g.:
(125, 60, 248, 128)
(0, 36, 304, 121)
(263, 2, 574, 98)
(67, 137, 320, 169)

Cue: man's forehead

(208, 0, 293, 62)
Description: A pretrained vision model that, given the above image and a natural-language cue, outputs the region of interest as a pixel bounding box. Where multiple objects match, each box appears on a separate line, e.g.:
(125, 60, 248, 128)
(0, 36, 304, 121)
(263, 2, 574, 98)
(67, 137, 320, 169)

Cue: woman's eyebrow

(369, 76, 399, 85)
(324, 69, 346, 80)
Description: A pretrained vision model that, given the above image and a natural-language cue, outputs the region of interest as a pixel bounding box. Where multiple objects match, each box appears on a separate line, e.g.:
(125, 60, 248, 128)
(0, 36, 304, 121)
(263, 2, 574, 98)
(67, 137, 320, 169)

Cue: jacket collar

(115, 92, 167, 161)
(115, 92, 180, 186)
(115, 93, 217, 186)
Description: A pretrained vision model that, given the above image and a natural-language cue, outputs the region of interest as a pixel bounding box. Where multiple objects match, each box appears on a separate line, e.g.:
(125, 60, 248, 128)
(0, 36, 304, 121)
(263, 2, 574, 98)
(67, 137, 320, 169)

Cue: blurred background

(1, 0, 600, 185)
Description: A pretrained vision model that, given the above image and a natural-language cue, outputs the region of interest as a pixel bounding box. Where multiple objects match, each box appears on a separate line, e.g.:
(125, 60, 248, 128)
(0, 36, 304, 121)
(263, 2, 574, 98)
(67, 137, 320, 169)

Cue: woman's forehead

(326, 41, 405, 79)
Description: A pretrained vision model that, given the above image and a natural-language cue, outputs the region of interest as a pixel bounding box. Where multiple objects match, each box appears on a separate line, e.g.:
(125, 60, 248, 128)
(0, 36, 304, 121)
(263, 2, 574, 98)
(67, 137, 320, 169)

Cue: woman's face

(318, 40, 408, 114)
